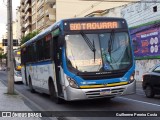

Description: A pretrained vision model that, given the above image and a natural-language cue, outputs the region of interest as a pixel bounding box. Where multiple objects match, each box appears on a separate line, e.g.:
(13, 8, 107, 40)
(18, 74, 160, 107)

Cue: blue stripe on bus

(26, 60, 52, 66)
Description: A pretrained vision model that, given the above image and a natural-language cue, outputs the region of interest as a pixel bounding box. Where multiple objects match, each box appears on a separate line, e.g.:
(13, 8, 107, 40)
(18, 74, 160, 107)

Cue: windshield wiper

(108, 30, 115, 62)
(80, 32, 96, 62)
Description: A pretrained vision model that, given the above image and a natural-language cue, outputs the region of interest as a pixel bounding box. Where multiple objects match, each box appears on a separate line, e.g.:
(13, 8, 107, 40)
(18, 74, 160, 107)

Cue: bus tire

(28, 76, 35, 93)
(49, 79, 63, 104)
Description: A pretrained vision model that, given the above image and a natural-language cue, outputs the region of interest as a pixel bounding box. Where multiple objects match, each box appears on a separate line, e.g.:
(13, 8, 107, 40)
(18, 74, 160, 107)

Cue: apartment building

(19, 0, 25, 37)
(1, 21, 19, 54)
(24, 0, 32, 35)
(32, 0, 56, 32)
(18, 0, 56, 36)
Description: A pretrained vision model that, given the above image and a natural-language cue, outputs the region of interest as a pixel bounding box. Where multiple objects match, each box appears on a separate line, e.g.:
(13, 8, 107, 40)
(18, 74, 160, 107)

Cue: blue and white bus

(21, 17, 136, 103)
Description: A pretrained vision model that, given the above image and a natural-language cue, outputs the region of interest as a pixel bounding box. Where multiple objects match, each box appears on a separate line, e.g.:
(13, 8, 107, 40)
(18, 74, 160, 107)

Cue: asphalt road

(0, 71, 160, 120)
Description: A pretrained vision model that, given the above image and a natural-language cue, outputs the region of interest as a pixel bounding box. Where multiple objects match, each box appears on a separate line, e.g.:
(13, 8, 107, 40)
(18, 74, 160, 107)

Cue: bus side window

(26, 46, 30, 63)
(37, 39, 44, 61)
(33, 43, 37, 62)
(28, 44, 34, 63)
(44, 36, 51, 60)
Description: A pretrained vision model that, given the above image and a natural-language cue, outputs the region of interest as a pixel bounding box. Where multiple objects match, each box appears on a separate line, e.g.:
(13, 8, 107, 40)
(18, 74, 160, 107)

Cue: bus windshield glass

(65, 32, 132, 72)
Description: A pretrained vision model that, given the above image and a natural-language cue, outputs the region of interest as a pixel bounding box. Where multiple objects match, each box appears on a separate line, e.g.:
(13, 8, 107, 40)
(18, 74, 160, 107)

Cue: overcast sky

(0, 0, 20, 40)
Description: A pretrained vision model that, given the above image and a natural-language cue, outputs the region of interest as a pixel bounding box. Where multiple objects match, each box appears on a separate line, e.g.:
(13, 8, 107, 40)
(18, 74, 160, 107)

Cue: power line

(74, 0, 105, 17)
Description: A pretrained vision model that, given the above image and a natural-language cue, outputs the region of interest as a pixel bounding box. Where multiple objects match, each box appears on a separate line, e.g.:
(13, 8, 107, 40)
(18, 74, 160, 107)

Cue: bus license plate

(100, 89, 111, 95)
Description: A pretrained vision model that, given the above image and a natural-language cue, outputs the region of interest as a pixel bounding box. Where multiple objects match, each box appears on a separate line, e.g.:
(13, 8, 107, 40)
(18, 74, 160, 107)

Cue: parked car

(142, 64, 160, 98)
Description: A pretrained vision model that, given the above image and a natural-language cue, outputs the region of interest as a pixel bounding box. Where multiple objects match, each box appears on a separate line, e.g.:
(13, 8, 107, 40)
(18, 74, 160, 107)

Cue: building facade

(18, 0, 56, 36)
(18, 0, 132, 37)
(2, 21, 19, 54)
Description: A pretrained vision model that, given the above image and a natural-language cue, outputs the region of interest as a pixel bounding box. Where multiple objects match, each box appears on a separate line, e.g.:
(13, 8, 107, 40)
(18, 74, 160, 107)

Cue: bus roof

(21, 17, 126, 48)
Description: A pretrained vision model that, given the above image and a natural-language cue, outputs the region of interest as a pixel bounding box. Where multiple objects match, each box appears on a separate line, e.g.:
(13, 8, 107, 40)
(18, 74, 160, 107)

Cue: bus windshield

(65, 32, 132, 73)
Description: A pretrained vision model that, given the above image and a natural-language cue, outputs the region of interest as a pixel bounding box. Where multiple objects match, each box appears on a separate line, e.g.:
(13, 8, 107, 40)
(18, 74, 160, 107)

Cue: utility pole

(7, 0, 14, 94)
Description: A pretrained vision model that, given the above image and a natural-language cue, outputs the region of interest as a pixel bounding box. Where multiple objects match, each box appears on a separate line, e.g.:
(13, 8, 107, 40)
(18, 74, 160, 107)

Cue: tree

(21, 31, 39, 45)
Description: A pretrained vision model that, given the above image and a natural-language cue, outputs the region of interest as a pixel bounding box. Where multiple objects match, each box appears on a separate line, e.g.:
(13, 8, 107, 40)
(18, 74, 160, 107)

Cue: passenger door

(52, 36, 63, 97)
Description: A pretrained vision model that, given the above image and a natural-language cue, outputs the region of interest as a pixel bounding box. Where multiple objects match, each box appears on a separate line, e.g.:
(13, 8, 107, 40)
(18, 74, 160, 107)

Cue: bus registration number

(100, 89, 111, 95)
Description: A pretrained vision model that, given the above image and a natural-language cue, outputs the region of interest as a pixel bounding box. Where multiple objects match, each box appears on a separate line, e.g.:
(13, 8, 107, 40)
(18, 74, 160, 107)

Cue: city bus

(21, 17, 136, 103)
(13, 49, 22, 83)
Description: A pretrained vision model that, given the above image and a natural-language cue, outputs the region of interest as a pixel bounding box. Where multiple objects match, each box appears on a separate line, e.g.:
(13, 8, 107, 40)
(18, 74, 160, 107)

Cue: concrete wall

(121, 1, 160, 27)
(135, 59, 160, 81)
(101, 0, 160, 27)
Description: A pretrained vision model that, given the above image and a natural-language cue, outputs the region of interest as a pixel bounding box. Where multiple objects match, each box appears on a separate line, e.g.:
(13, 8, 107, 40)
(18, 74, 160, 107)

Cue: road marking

(119, 97, 160, 107)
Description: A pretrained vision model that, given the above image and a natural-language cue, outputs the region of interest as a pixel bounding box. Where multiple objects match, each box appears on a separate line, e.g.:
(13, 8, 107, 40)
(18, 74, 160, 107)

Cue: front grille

(80, 72, 125, 80)
(85, 88, 125, 98)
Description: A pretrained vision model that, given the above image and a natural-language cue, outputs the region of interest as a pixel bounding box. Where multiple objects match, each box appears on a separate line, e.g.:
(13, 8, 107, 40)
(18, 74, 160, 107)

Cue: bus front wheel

(49, 79, 63, 104)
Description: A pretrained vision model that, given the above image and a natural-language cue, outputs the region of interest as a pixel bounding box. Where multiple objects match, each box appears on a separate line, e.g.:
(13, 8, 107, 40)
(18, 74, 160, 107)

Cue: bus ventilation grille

(85, 88, 125, 98)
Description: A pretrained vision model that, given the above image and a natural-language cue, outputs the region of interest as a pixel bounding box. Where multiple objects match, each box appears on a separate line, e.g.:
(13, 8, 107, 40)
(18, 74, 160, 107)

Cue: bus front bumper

(65, 80, 136, 101)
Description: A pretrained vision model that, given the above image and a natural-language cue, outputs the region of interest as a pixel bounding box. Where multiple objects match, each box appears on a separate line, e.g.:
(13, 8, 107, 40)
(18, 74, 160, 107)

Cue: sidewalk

(0, 81, 41, 120)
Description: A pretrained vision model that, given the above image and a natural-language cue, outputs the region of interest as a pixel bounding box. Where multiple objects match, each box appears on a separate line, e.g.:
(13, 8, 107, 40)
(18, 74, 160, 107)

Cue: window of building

(153, 6, 157, 12)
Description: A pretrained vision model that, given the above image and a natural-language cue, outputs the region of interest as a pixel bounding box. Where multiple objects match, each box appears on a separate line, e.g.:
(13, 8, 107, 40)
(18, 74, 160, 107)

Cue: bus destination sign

(69, 21, 119, 31)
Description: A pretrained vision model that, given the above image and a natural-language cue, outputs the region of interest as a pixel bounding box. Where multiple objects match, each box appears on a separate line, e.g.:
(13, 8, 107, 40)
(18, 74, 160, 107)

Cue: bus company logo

(102, 83, 108, 87)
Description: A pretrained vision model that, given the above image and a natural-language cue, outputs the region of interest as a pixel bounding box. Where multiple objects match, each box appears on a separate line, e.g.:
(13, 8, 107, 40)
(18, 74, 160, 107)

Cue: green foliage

(2, 53, 7, 59)
(21, 31, 39, 45)
(0, 52, 6, 60)
(0, 53, 2, 59)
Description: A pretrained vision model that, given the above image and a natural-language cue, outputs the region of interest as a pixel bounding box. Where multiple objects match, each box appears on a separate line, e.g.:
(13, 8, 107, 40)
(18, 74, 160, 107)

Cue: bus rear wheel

(28, 76, 35, 93)
(49, 79, 63, 104)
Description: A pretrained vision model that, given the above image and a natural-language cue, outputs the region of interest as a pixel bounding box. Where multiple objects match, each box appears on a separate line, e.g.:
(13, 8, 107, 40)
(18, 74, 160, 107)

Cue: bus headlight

(66, 76, 79, 88)
(129, 72, 135, 83)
